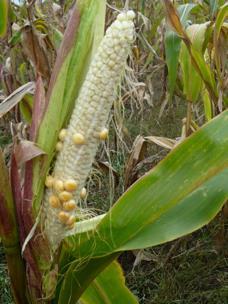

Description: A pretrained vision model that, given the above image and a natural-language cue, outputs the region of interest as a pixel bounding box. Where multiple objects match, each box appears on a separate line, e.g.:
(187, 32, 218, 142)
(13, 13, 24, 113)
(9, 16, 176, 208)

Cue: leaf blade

(80, 261, 138, 304)
(0, 0, 8, 38)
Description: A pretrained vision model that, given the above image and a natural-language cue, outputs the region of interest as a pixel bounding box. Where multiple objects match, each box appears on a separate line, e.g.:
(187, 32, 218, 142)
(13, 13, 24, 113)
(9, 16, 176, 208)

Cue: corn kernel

(49, 195, 61, 208)
(59, 129, 67, 141)
(99, 128, 108, 140)
(64, 179, 78, 191)
(72, 133, 85, 145)
(66, 215, 76, 226)
(58, 211, 70, 224)
(80, 187, 87, 199)
(53, 179, 64, 192)
(59, 191, 73, 202)
(127, 10, 136, 20)
(62, 200, 77, 211)
(67, 223, 75, 230)
(117, 13, 127, 22)
(56, 141, 63, 151)
(45, 175, 54, 188)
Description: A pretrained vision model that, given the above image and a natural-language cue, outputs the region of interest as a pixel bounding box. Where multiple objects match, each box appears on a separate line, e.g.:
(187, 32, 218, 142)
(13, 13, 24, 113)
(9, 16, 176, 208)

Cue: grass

(0, 244, 13, 303)
(1, 218, 227, 303)
(120, 217, 228, 304)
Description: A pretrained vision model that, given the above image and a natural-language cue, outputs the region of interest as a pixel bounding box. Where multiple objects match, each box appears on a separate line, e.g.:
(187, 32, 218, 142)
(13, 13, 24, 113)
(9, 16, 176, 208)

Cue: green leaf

(209, 0, 226, 17)
(188, 46, 218, 102)
(165, 4, 196, 96)
(0, 0, 8, 37)
(213, 3, 228, 79)
(59, 110, 228, 301)
(202, 88, 212, 121)
(164, 1, 218, 103)
(19, 94, 33, 123)
(209, 0, 219, 16)
(180, 22, 209, 102)
(80, 261, 138, 304)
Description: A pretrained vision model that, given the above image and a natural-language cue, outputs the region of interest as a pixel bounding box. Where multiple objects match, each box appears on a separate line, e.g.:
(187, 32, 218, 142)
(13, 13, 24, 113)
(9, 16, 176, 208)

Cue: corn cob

(44, 10, 135, 249)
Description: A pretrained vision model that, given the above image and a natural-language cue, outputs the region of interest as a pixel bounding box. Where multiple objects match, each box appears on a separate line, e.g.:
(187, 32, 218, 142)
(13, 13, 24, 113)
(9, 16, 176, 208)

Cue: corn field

(0, 0, 227, 303)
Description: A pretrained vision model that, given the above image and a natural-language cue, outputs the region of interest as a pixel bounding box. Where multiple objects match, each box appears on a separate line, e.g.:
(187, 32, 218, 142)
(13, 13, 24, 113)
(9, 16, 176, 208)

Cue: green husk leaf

(31, 0, 106, 215)
(19, 94, 33, 123)
(0, 151, 28, 304)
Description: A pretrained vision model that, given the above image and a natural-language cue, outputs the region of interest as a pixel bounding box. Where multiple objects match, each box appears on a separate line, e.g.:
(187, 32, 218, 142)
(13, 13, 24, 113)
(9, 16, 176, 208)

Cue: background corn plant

(0, 0, 227, 303)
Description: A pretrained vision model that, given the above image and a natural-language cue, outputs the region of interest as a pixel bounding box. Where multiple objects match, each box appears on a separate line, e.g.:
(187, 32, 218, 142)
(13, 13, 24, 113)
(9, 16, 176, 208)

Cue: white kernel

(117, 12, 127, 22)
(122, 21, 130, 30)
(127, 10, 136, 20)
(113, 20, 122, 30)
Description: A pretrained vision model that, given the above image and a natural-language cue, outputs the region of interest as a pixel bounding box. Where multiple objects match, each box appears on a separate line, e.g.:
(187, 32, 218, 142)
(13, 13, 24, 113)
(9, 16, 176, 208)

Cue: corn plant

(0, 1, 228, 303)
(164, 0, 228, 135)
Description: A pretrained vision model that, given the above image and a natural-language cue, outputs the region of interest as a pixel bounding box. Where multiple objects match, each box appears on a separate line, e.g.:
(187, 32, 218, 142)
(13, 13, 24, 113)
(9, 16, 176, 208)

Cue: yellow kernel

(49, 195, 61, 208)
(56, 141, 63, 151)
(80, 187, 87, 199)
(66, 215, 76, 226)
(58, 211, 70, 224)
(72, 133, 85, 145)
(99, 128, 108, 140)
(63, 200, 77, 211)
(59, 191, 73, 202)
(67, 223, 75, 230)
(59, 129, 67, 141)
(45, 176, 54, 188)
(53, 179, 64, 192)
(64, 179, 78, 192)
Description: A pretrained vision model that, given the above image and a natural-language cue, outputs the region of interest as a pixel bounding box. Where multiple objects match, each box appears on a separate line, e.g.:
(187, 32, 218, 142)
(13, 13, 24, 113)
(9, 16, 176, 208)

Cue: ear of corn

(44, 10, 135, 250)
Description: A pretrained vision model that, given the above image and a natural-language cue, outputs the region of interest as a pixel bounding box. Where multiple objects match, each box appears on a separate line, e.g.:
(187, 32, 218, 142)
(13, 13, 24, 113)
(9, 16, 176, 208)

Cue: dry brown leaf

(124, 135, 147, 189)
(146, 136, 177, 150)
(0, 82, 35, 118)
(21, 25, 50, 80)
(14, 140, 45, 166)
